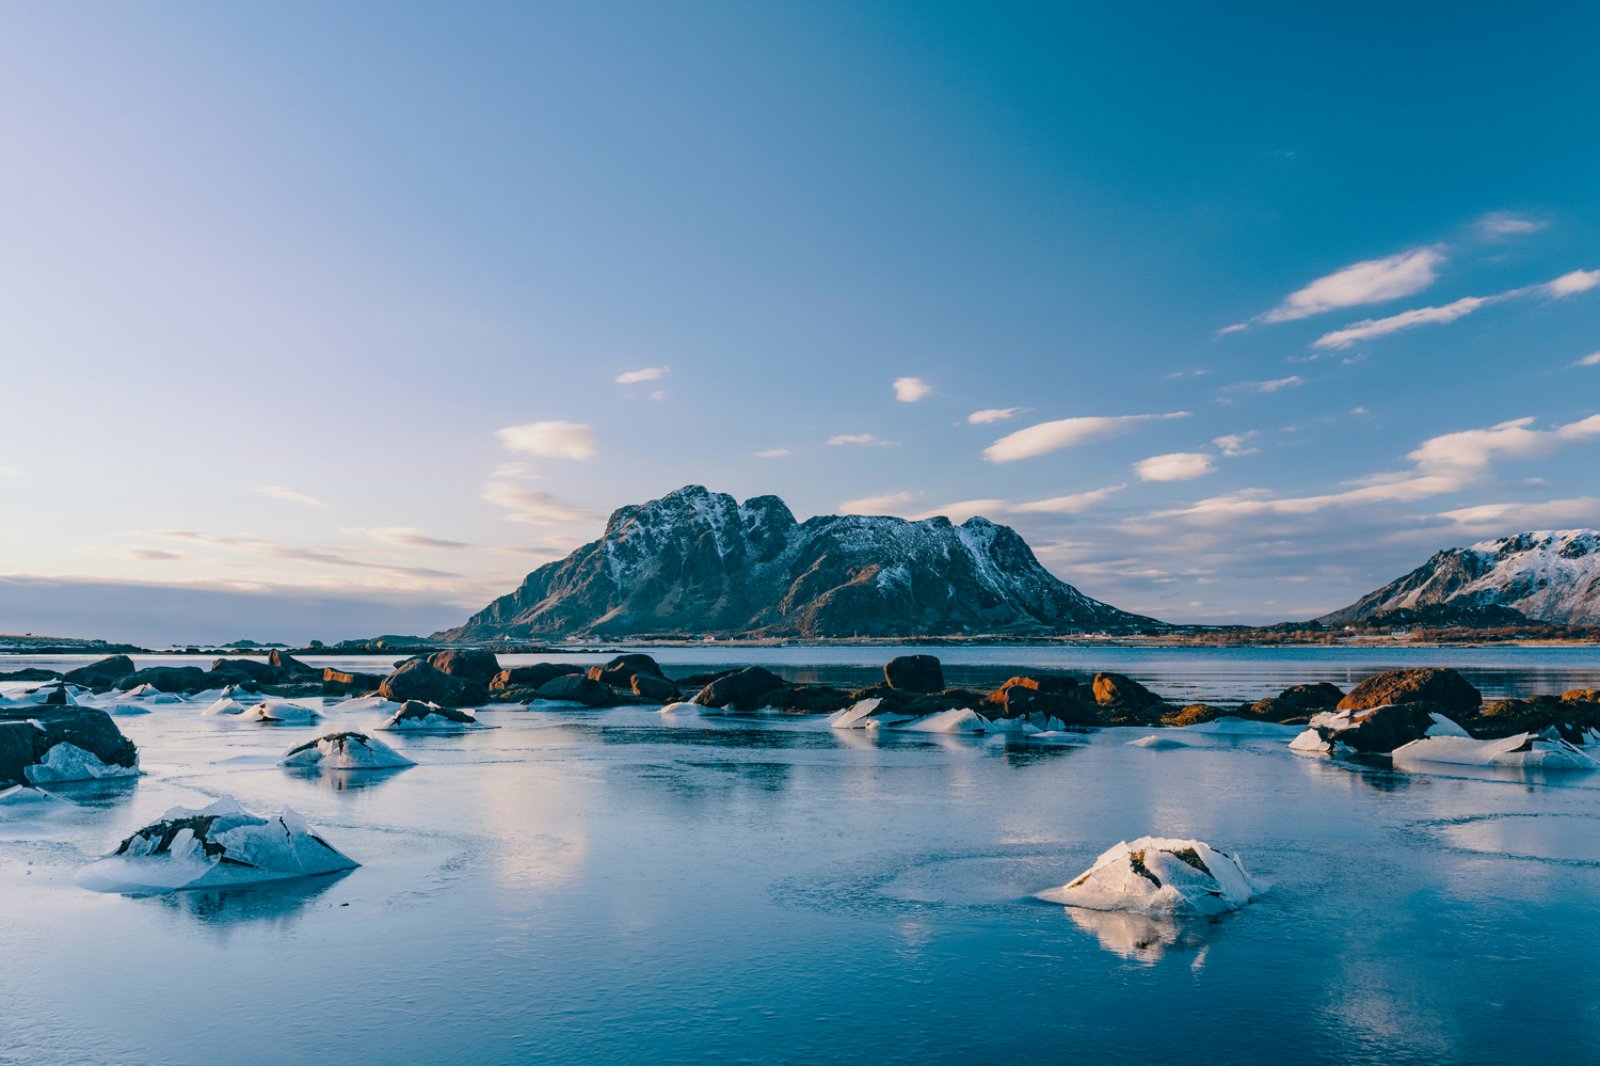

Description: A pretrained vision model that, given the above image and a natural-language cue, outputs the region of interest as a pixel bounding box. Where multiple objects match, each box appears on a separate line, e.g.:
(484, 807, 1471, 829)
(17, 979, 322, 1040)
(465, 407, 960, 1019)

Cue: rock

(378, 661, 489, 708)
(0, 668, 64, 682)
(427, 649, 502, 685)
(630, 673, 679, 703)
(672, 669, 739, 689)
(62, 655, 136, 690)
(1563, 689, 1600, 703)
(377, 701, 486, 732)
(207, 658, 281, 685)
(268, 650, 319, 677)
(760, 685, 855, 714)
(76, 797, 358, 893)
(491, 664, 583, 690)
(281, 732, 415, 770)
(1036, 838, 1261, 917)
(1473, 696, 1600, 744)
(884, 654, 944, 693)
(1337, 668, 1481, 717)
(1246, 682, 1344, 721)
(322, 668, 383, 695)
(0, 707, 140, 788)
(604, 653, 665, 678)
(692, 666, 786, 710)
(1091, 672, 1164, 710)
(1295, 702, 1441, 754)
(534, 673, 626, 707)
(245, 701, 321, 724)
(986, 675, 1094, 726)
(113, 667, 211, 695)
(1162, 704, 1224, 728)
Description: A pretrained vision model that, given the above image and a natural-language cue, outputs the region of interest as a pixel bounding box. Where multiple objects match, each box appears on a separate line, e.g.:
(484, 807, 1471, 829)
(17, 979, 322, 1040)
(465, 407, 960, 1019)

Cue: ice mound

(1181, 717, 1303, 736)
(26, 742, 141, 785)
(123, 684, 185, 704)
(377, 700, 487, 733)
(200, 698, 249, 717)
(76, 797, 359, 894)
(282, 732, 416, 771)
(246, 701, 321, 724)
(829, 699, 997, 734)
(829, 698, 915, 730)
(1128, 734, 1198, 749)
(331, 695, 403, 715)
(901, 708, 986, 733)
(658, 701, 700, 715)
(1037, 837, 1261, 918)
(1393, 731, 1600, 770)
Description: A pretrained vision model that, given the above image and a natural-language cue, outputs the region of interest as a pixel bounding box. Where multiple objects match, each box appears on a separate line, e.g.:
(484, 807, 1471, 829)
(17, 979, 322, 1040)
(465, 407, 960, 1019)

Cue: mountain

(440, 485, 1159, 640)
(1319, 530, 1600, 626)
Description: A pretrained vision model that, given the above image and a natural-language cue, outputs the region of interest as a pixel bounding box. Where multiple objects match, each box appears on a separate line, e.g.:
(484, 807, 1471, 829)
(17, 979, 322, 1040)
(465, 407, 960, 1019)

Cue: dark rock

(1563, 689, 1600, 703)
(884, 654, 944, 693)
(1474, 696, 1600, 744)
(693, 666, 787, 710)
(1091, 672, 1164, 710)
(268, 649, 318, 677)
(255, 681, 329, 699)
(0, 668, 64, 682)
(114, 666, 211, 694)
(427, 649, 502, 685)
(605, 653, 665, 677)
(322, 668, 383, 695)
(851, 684, 995, 718)
(672, 669, 738, 688)
(62, 655, 136, 690)
(0, 706, 139, 788)
(985, 675, 1095, 726)
(1310, 701, 1440, 754)
(535, 674, 627, 707)
(1337, 668, 1481, 717)
(760, 685, 855, 714)
(1163, 704, 1225, 727)
(491, 664, 583, 690)
(377, 661, 489, 707)
(1246, 682, 1345, 721)
(390, 701, 480, 727)
(630, 673, 679, 703)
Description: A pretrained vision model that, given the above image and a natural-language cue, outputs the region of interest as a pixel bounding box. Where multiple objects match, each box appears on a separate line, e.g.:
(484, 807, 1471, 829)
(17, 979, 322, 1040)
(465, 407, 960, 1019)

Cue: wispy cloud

(496, 421, 597, 460)
(1263, 247, 1444, 324)
(753, 448, 793, 459)
(492, 461, 538, 479)
(1134, 452, 1215, 482)
(1546, 269, 1600, 297)
(1438, 497, 1600, 529)
(1313, 267, 1599, 349)
(913, 498, 1007, 523)
(148, 530, 461, 579)
(480, 483, 596, 525)
(256, 485, 330, 509)
(1474, 212, 1547, 239)
(1013, 485, 1126, 514)
(122, 547, 183, 561)
(616, 366, 668, 384)
(1214, 432, 1260, 457)
(967, 406, 1027, 424)
(838, 491, 913, 515)
(828, 433, 894, 447)
(1577, 352, 1600, 368)
(1224, 376, 1304, 394)
(984, 412, 1190, 463)
(349, 527, 471, 550)
(893, 377, 932, 403)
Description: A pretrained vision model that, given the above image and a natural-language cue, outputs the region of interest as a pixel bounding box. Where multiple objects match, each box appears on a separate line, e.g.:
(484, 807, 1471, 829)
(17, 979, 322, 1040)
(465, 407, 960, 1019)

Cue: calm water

(4, 647, 1600, 1064)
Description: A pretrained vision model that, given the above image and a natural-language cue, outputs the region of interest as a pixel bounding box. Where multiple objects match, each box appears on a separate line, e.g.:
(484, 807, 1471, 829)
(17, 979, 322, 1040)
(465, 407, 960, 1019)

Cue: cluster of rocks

(1, 699, 140, 788)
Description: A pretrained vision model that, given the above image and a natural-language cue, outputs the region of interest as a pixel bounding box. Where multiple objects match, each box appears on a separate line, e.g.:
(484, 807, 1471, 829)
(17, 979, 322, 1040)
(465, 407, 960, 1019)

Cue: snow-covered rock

(829, 698, 915, 730)
(25, 742, 141, 784)
(1392, 731, 1600, 770)
(76, 797, 359, 894)
(281, 732, 415, 771)
(246, 701, 321, 724)
(376, 700, 486, 733)
(1037, 837, 1261, 917)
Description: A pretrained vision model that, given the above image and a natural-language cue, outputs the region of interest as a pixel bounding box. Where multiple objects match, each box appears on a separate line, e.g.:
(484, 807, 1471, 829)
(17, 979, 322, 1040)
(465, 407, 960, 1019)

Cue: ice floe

(1181, 717, 1303, 736)
(900, 708, 987, 733)
(1392, 731, 1599, 770)
(246, 701, 322, 724)
(76, 797, 359, 894)
(331, 695, 404, 715)
(200, 698, 249, 717)
(25, 742, 141, 785)
(1038, 837, 1261, 918)
(281, 731, 416, 771)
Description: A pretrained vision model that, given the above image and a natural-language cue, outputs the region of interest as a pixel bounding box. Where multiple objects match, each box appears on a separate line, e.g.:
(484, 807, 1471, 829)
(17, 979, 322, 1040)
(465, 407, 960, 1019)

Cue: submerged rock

(282, 731, 415, 770)
(1037, 837, 1261, 917)
(76, 797, 358, 894)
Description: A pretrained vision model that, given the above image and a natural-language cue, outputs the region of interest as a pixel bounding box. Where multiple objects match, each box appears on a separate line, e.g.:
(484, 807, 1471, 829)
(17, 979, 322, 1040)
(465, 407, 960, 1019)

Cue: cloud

(1577, 352, 1600, 368)
(828, 433, 893, 446)
(1475, 213, 1546, 239)
(1437, 497, 1600, 529)
(351, 527, 471, 550)
(492, 461, 538, 479)
(649, 389, 666, 401)
(1264, 247, 1444, 323)
(893, 377, 932, 403)
(753, 448, 793, 459)
(1407, 415, 1600, 476)
(1225, 376, 1304, 394)
(1215, 324, 1248, 336)
(838, 491, 913, 515)
(1134, 452, 1216, 482)
(913, 499, 1007, 523)
(256, 485, 330, 509)
(1013, 485, 1127, 514)
(123, 547, 183, 561)
(984, 412, 1190, 463)
(616, 367, 668, 384)
(479, 483, 596, 525)
(496, 421, 597, 460)
(147, 531, 461, 579)
(1546, 270, 1600, 297)
(967, 407, 1027, 424)
(1214, 432, 1259, 457)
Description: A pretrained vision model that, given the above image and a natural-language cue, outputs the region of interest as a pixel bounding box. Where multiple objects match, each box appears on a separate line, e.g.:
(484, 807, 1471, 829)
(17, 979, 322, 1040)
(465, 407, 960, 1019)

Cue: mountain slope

(1320, 530, 1600, 626)
(441, 485, 1159, 639)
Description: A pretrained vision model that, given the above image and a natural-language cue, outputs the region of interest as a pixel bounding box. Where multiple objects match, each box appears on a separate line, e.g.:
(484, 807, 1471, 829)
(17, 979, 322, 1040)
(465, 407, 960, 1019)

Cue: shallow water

(5, 683, 1600, 1065)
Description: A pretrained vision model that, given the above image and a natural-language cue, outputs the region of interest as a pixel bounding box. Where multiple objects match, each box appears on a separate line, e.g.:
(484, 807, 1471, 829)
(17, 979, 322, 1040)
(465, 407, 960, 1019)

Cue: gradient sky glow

(2, 3, 1598, 643)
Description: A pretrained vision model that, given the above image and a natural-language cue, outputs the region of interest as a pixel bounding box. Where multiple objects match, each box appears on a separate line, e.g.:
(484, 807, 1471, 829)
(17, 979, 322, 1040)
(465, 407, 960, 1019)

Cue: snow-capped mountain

(1320, 530, 1600, 626)
(440, 485, 1159, 640)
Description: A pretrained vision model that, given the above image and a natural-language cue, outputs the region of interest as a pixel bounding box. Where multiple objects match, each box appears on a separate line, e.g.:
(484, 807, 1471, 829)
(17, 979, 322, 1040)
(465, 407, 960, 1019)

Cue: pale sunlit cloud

(1576, 352, 1600, 368)
(1474, 212, 1546, 239)
(893, 376, 932, 402)
(913, 499, 1008, 523)
(480, 483, 596, 525)
(828, 433, 894, 446)
(1013, 485, 1127, 514)
(984, 412, 1190, 463)
(1134, 452, 1215, 482)
(496, 421, 597, 460)
(1546, 269, 1600, 297)
(1437, 497, 1600, 529)
(753, 448, 794, 458)
(615, 366, 668, 384)
(1225, 376, 1304, 394)
(967, 406, 1028, 424)
(1263, 247, 1444, 323)
(838, 490, 914, 515)
(1313, 267, 1599, 349)
(349, 526, 472, 550)
(1214, 432, 1260, 457)
(256, 485, 330, 509)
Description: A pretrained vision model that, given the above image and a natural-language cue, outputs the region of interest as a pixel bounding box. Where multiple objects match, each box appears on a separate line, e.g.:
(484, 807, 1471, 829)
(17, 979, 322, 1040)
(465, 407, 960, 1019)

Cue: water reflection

(39, 775, 140, 809)
(280, 765, 414, 793)
(1061, 906, 1222, 965)
(151, 870, 354, 932)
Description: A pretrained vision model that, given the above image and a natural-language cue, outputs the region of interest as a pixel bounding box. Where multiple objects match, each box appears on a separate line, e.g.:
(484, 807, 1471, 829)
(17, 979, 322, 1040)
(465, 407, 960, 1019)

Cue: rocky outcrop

(693, 666, 787, 710)
(884, 655, 944, 693)
(0, 707, 140, 787)
(62, 655, 136, 689)
(377, 661, 488, 707)
(1246, 682, 1344, 721)
(1337, 668, 1481, 717)
(630, 673, 679, 702)
(114, 667, 212, 695)
(267, 650, 318, 677)
(439, 485, 1160, 640)
(986, 675, 1095, 726)
(321, 668, 383, 695)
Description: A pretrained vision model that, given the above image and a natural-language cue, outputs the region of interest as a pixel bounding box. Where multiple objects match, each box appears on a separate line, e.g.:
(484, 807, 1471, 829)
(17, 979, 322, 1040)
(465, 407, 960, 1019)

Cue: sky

(1, 2, 1597, 644)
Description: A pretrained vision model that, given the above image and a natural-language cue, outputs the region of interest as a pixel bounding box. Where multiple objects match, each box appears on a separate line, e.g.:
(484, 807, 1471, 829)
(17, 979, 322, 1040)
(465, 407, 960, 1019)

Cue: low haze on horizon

(3, 3, 1599, 644)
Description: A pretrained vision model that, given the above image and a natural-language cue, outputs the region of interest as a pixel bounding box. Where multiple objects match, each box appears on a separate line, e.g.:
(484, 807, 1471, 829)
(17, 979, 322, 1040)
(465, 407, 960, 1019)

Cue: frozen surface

(1037, 837, 1260, 917)
(5, 665, 1600, 1064)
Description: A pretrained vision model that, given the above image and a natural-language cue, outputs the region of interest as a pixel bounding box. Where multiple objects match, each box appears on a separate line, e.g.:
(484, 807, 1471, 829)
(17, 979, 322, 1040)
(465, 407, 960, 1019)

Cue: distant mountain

(440, 485, 1159, 640)
(1320, 530, 1600, 626)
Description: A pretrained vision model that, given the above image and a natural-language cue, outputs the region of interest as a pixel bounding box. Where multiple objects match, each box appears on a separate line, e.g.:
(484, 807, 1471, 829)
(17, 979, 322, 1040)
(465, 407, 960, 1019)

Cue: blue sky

(1, 3, 1597, 643)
